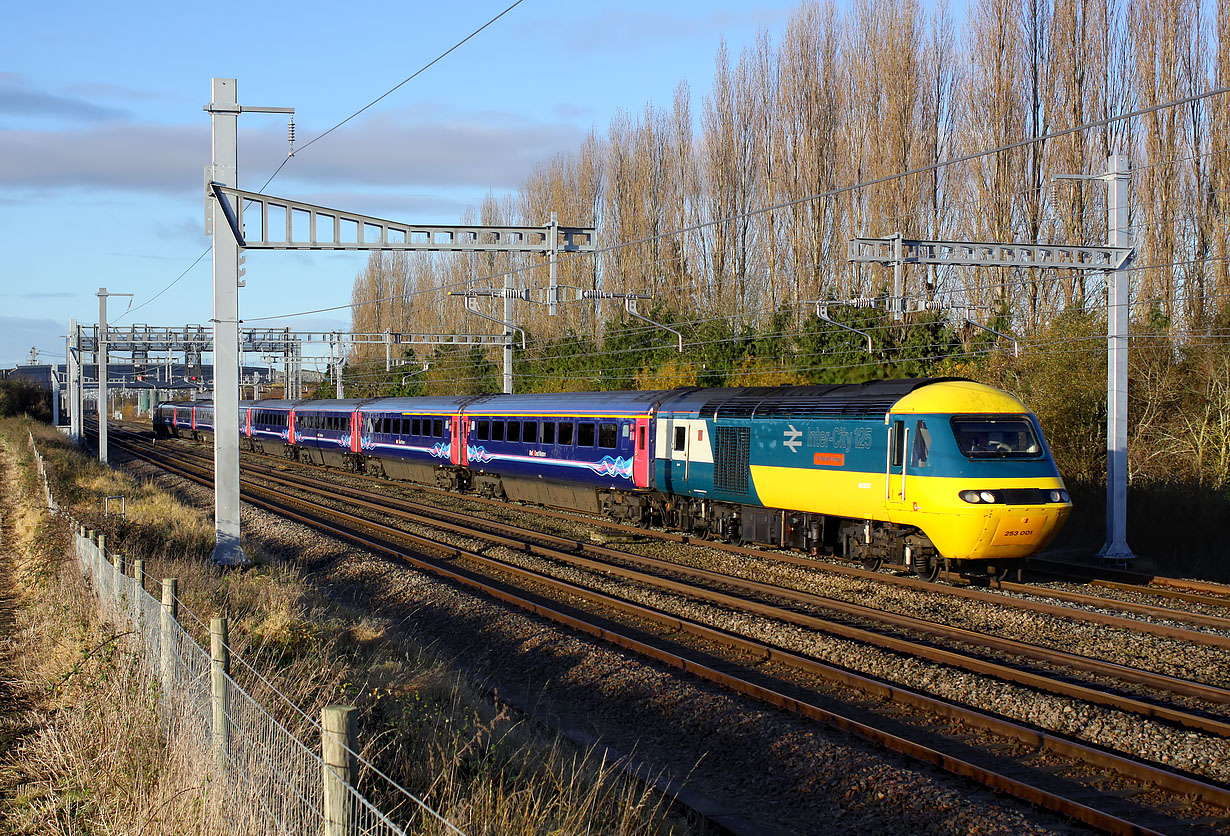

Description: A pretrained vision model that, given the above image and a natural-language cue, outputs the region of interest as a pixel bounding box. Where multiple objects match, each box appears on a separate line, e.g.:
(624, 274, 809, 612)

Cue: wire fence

(26, 431, 464, 836)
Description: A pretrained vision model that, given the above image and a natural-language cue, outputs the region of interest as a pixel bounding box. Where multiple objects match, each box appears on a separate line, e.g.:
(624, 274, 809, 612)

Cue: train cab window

(577, 422, 596, 447)
(523, 421, 537, 444)
(558, 422, 574, 445)
(411, 418, 421, 436)
(491, 421, 505, 442)
(910, 421, 932, 467)
(541, 422, 555, 444)
(507, 421, 521, 443)
(674, 426, 686, 452)
(951, 416, 1042, 459)
(477, 420, 490, 440)
(598, 422, 617, 449)
(433, 419, 443, 437)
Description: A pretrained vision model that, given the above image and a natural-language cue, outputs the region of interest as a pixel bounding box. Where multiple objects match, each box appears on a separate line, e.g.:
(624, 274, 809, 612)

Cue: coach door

(450, 415, 463, 465)
(886, 417, 907, 510)
(633, 416, 650, 488)
(668, 418, 691, 489)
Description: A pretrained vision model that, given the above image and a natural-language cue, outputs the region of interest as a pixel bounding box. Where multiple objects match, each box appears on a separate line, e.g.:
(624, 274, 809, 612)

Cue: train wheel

(862, 557, 883, 572)
(923, 559, 942, 583)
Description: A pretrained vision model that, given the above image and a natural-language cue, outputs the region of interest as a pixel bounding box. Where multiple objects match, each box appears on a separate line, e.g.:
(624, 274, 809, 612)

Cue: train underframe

(219, 444, 1018, 581)
(351, 457, 1014, 581)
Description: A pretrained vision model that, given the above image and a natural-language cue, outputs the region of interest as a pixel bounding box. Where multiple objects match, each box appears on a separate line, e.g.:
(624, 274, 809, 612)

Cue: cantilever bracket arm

(625, 296, 683, 352)
(451, 293, 527, 349)
(815, 303, 873, 353)
(964, 309, 1020, 358)
(209, 182, 246, 247)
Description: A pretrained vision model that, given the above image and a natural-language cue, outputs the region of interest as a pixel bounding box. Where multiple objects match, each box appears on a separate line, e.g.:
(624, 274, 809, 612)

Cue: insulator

(287, 117, 296, 154)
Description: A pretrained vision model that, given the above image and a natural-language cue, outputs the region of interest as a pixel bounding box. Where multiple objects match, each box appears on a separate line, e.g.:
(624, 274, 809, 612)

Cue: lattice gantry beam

(78, 325, 507, 353)
(211, 185, 596, 253)
(848, 237, 1132, 270)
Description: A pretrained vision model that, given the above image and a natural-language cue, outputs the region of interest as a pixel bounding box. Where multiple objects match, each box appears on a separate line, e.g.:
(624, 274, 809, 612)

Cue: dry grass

(0, 431, 230, 835)
(1, 420, 692, 835)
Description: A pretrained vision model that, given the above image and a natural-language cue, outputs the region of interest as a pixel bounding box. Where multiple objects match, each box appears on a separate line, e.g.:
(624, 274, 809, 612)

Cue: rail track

(98, 427, 1230, 835)
(134, 423, 1230, 645)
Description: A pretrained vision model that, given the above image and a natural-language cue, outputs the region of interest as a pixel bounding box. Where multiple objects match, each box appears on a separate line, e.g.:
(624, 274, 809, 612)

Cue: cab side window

(910, 420, 931, 467)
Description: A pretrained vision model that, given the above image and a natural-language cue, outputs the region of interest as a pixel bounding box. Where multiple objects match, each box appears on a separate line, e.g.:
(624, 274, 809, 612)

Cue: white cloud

(0, 104, 584, 197)
(0, 75, 130, 123)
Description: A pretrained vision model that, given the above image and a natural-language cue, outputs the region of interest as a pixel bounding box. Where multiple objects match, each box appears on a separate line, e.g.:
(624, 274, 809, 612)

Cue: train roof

(657, 379, 971, 419)
(289, 399, 370, 411)
(360, 396, 485, 413)
(456, 390, 676, 415)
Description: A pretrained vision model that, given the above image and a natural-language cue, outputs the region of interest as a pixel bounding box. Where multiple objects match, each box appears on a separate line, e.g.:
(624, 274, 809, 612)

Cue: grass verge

(2, 419, 692, 835)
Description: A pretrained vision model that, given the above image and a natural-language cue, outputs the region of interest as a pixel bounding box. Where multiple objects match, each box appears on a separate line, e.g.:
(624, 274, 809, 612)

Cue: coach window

(492, 421, 505, 442)
(558, 422, 574, 445)
(910, 420, 931, 467)
(523, 421, 537, 444)
(409, 418, 420, 436)
(638, 426, 646, 450)
(477, 419, 490, 440)
(507, 421, 521, 443)
(578, 422, 596, 447)
(674, 426, 686, 452)
(598, 422, 617, 449)
(541, 421, 556, 444)
(433, 419, 443, 437)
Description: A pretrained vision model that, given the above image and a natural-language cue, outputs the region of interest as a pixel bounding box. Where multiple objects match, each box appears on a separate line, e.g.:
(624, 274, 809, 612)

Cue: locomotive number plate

(992, 516, 1039, 545)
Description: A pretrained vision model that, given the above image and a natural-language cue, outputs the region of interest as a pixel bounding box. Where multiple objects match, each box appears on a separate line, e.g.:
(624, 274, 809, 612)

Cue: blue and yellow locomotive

(154, 377, 1070, 578)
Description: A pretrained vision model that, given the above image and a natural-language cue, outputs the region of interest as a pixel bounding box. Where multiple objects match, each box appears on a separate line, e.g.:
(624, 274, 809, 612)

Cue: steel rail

(110, 436, 1230, 834)
(118, 431, 1230, 709)
(135, 423, 1230, 626)
(197, 444, 1230, 714)
(994, 580, 1230, 634)
(160, 428, 1230, 646)
(105, 437, 1230, 836)
(1029, 558, 1230, 600)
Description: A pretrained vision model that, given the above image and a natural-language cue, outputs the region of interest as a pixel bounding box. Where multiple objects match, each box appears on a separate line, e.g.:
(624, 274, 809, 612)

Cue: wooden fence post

(160, 579, 178, 692)
(96, 533, 107, 598)
(132, 559, 145, 631)
(210, 617, 231, 771)
(86, 530, 96, 580)
(322, 705, 358, 836)
(112, 551, 125, 608)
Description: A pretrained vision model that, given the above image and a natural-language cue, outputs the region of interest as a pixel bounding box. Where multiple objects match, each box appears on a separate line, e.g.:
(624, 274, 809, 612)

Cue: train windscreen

(950, 415, 1042, 459)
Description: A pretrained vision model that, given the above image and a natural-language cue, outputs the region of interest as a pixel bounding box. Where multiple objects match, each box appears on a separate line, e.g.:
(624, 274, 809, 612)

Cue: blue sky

(0, 1, 809, 370)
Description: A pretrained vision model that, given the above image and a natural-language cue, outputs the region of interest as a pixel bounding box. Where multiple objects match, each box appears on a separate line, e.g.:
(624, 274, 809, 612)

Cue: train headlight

(1049, 489, 1070, 503)
(979, 490, 998, 503)
(959, 490, 984, 503)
